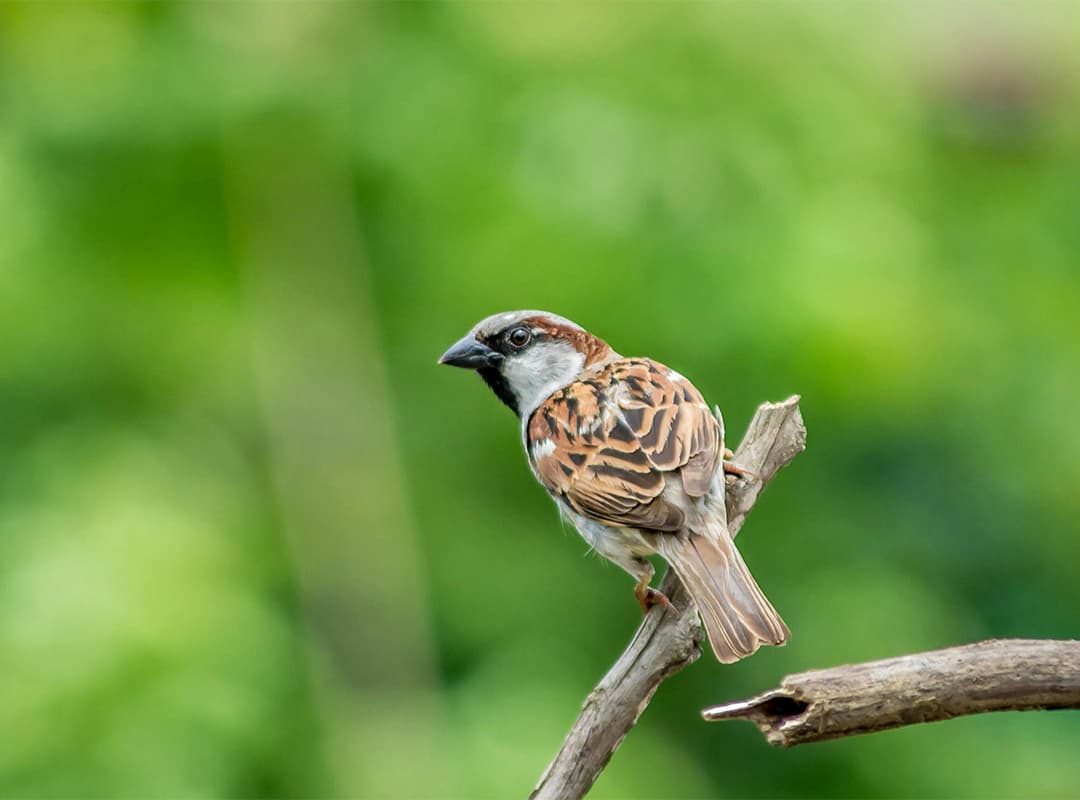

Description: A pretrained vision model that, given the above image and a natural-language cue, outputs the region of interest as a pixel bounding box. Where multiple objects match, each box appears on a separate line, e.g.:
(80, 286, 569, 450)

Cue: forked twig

(529, 396, 805, 800)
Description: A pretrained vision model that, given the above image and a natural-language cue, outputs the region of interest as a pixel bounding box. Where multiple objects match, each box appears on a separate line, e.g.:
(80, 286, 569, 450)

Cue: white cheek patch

(501, 341, 586, 417)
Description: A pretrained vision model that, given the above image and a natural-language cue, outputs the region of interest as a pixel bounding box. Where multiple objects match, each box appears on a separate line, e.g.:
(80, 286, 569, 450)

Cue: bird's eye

(506, 327, 532, 349)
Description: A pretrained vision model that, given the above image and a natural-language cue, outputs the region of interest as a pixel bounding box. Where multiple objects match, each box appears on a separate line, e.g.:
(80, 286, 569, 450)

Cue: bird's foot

(722, 450, 758, 480)
(634, 581, 677, 615)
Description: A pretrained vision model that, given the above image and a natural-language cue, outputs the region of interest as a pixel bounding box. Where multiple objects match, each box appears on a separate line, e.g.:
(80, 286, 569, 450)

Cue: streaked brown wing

(527, 358, 721, 532)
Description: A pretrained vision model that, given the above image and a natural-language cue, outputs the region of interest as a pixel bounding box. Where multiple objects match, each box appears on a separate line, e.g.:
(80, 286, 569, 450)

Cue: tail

(653, 525, 789, 664)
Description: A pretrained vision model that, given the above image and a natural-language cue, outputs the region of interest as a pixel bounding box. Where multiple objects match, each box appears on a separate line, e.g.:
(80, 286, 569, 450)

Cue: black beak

(438, 335, 503, 370)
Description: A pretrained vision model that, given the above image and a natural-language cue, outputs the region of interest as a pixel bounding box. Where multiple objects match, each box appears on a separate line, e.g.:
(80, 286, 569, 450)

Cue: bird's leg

(634, 575, 676, 615)
(722, 447, 758, 480)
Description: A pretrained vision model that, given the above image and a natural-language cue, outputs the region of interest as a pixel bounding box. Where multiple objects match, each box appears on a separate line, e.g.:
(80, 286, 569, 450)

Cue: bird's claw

(634, 583, 677, 615)
(722, 452, 758, 480)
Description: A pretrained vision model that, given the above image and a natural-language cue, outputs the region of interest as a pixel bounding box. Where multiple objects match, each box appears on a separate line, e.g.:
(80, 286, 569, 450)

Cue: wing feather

(527, 358, 721, 532)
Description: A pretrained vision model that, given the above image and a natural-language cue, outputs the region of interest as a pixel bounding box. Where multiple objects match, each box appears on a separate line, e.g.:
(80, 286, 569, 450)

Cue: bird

(438, 310, 789, 663)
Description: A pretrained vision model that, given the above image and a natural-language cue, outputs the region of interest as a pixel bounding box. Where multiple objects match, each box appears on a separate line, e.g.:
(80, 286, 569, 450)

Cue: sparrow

(439, 310, 789, 663)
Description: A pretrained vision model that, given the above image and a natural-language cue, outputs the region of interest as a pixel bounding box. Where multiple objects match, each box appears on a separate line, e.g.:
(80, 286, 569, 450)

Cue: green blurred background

(2, 2, 1079, 797)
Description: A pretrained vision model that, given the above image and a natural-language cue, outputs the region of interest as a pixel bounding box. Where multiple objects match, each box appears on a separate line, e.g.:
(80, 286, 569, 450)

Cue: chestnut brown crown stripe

(519, 316, 614, 369)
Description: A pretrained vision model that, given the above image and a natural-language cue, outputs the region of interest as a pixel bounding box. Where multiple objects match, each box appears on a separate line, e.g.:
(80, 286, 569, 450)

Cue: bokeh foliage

(1, 2, 1079, 797)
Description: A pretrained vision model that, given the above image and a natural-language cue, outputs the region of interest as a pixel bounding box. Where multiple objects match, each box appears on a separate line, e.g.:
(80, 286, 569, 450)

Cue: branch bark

(702, 638, 1080, 746)
(530, 396, 806, 800)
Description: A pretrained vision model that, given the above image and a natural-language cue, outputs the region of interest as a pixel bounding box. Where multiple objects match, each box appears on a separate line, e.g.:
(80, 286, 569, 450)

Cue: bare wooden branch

(530, 396, 806, 800)
(702, 638, 1080, 747)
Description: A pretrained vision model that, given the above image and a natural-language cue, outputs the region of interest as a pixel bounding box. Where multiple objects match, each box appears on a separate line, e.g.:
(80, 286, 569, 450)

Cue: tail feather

(654, 526, 789, 664)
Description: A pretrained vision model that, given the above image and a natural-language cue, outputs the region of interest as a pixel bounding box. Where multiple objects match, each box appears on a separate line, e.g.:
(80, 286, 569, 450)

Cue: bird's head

(439, 310, 615, 417)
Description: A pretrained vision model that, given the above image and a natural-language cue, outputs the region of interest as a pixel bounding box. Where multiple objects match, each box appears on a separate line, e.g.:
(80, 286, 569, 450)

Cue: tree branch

(530, 396, 806, 800)
(702, 638, 1080, 746)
